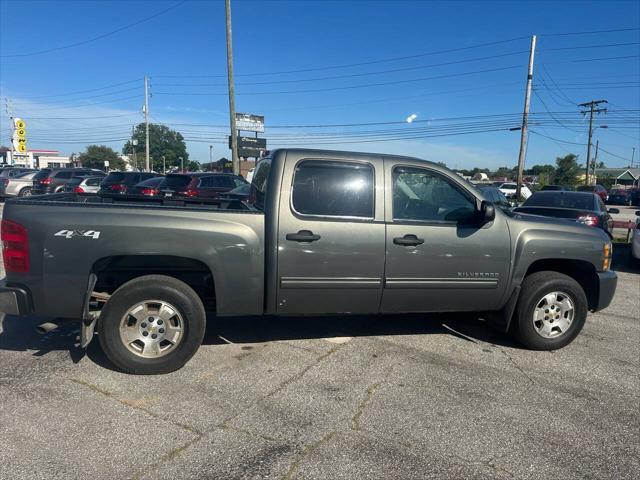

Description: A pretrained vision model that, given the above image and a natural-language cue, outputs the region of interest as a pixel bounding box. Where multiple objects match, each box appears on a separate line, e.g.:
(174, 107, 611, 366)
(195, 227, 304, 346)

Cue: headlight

(602, 242, 612, 271)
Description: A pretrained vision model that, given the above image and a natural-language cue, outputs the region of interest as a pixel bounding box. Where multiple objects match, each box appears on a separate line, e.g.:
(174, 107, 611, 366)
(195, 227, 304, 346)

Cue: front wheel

(98, 275, 206, 374)
(511, 271, 587, 350)
(18, 187, 32, 197)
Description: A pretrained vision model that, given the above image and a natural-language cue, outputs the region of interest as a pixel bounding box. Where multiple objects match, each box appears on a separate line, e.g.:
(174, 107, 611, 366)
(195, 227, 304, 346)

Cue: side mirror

(608, 208, 620, 214)
(480, 200, 495, 224)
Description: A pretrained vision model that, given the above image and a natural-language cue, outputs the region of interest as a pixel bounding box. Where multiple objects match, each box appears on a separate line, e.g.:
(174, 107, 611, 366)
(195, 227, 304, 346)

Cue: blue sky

(0, 0, 638, 169)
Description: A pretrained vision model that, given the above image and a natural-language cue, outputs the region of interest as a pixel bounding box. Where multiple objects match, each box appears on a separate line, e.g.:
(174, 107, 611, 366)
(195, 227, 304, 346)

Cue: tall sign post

(12, 118, 28, 166)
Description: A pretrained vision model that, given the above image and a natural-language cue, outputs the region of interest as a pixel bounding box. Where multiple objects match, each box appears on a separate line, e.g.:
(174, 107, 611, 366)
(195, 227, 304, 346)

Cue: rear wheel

(511, 271, 587, 350)
(18, 187, 32, 197)
(98, 275, 206, 374)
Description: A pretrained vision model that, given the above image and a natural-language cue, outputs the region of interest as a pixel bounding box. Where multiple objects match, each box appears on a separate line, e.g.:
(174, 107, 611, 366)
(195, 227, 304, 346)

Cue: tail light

(2, 220, 29, 273)
(577, 214, 599, 227)
(184, 188, 199, 197)
(1, 178, 9, 186)
(39, 177, 52, 185)
(109, 184, 127, 192)
(140, 188, 159, 196)
(73, 186, 85, 193)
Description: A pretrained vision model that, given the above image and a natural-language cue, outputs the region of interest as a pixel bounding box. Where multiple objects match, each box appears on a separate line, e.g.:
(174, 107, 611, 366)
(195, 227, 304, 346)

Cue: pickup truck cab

(0, 149, 617, 374)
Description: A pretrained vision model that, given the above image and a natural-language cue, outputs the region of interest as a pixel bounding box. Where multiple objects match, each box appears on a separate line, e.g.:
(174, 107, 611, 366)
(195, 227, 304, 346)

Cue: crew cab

(0, 149, 617, 374)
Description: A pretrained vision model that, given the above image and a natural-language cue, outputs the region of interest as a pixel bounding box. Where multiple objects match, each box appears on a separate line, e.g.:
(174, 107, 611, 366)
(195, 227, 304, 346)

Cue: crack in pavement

(281, 430, 337, 480)
(220, 343, 343, 429)
(68, 378, 203, 480)
(351, 381, 382, 431)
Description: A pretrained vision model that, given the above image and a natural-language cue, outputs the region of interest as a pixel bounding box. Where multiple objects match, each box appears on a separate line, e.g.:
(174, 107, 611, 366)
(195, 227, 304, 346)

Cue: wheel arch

(91, 255, 216, 312)
(523, 258, 599, 311)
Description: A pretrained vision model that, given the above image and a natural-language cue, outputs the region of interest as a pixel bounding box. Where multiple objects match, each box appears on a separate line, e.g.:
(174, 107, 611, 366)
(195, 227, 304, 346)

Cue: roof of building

(594, 167, 640, 179)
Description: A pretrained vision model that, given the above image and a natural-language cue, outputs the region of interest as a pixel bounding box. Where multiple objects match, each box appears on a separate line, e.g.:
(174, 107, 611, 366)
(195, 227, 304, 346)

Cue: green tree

(123, 123, 188, 172)
(554, 154, 581, 186)
(493, 167, 514, 179)
(78, 145, 124, 171)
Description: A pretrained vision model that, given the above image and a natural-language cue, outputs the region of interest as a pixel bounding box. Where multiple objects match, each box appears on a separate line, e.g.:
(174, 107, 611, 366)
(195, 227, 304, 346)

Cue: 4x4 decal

(54, 229, 101, 240)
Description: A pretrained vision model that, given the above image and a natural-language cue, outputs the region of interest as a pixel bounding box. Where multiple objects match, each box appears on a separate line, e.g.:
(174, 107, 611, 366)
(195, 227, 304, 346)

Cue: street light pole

(162, 155, 166, 174)
(179, 156, 184, 172)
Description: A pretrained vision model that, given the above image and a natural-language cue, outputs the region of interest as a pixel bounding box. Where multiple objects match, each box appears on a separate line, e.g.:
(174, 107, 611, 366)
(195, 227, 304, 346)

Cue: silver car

(0, 171, 37, 198)
(63, 176, 104, 194)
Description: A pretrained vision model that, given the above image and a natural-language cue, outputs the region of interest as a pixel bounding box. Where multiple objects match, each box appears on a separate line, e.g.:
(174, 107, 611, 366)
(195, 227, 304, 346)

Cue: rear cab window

(291, 160, 374, 218)
(248, 158, 271, 211)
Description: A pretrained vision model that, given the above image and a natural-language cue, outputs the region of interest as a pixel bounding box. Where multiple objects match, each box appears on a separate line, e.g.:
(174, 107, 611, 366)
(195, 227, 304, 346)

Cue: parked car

(159, 173, 247, 199)
(577, 184, 607, 202)
(499, 182, 532, 200)
(630, 188, 640, 206)
(606, 189, 633, 206)
(99, 171, 162, 195)
(0, 171, 37, 198)
(32, 168, 106, 195)
(630, 211, 640, 267)
(0, 167, 35, 178)
(128, 176, 166, 196)
(514, 191, 618, 237)
(541, 185, 573, 191)
(63, 176, 104, 194)
(0, 149, 617, 374)
(476, 185, 512, 211)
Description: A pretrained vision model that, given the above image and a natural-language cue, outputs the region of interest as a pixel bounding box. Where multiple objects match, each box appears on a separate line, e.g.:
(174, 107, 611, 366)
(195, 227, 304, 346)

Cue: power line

(543, 41, 640, 51)
(542, 54, 640, 65)
(0, 1, 187, 58)
(598, 146, 633, 162)
(13, 80, 140, 99)
(156, 50, 529, 87)
(538, 27, 640, 37)
(155, 36, 529, 78)
(529, 130, 585, 145)
(154, 65, 522, 96)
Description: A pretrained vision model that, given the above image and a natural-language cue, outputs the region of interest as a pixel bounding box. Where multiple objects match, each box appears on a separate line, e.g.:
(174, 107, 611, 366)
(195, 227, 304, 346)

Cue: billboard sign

(235, 113, 264, 133)
(229, 135, 267, 158)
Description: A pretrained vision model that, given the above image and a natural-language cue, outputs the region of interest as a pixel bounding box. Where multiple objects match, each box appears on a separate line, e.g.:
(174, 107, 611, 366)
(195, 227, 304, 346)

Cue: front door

(276, 158, 385, 314)
(382, 163, 511, 313)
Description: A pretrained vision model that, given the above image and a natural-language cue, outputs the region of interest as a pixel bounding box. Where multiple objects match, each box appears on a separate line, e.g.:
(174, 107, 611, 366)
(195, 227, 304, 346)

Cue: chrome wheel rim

(532, 291, 574, 339)
(119, 300, 184, 358)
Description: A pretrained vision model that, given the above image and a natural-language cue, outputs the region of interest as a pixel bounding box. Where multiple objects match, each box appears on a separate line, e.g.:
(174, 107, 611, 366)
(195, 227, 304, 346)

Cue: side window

(233, 177, 246, 187)
(55, 171, 73, 180)
(292, 160, 374, 218)
(210, 176, 234, 188)
(598, 197, 606, 212)
(393, 167, 475, 222)
(199, 176, 213, 187)
(86, 178, 102, 186)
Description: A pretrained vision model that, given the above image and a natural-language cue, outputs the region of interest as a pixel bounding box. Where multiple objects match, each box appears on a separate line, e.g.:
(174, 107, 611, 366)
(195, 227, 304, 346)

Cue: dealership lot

(0, 205, 638, 480)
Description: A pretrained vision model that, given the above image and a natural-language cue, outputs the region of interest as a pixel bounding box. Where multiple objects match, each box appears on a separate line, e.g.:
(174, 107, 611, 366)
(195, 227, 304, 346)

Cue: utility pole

(515, 35, 536, 203)
(225, 0, 239, 175)
(209, 144, 213, 171)
(579, 99, 607, 185)
(593, 140, 599, 181)
(631, 147, 636, 168)
(144, 75, 150, 172)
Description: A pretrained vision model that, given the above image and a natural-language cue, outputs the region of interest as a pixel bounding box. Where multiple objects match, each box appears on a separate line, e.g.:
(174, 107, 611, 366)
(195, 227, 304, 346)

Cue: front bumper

(0, 285, 31, 316)
(595, 271, 617, 311)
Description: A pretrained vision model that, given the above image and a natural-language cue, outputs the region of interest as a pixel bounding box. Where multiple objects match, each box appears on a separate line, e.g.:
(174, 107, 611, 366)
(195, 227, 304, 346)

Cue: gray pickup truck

(0, 149, 617, 374)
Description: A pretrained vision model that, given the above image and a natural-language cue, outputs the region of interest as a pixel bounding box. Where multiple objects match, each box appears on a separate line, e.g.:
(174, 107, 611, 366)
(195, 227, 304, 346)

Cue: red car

(160, 173, 247, 199)
(577, 184, 607, 202)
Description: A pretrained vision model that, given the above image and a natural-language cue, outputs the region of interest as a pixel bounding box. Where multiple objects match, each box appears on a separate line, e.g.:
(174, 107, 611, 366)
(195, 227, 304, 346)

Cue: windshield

(522, 193, 595, 210)
(102, 172, 126, 183)
(33, 169, 52, 180)
(162, 174, 192, 190)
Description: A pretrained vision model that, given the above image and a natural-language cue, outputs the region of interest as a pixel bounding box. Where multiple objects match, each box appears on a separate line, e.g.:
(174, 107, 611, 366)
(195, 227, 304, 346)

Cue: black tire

(18, 187, 31, 197)
(511, 271, 587, 350)
(98, 275, 206, 374)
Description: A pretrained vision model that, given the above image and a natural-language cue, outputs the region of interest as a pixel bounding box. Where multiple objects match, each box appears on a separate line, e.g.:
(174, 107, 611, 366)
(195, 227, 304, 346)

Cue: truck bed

(4, 193, 266, 318)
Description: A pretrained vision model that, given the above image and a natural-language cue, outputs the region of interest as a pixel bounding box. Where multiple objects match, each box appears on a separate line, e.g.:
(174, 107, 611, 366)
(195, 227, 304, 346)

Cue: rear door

(276, 156, 385, 314)
(382, 162, 511, 313)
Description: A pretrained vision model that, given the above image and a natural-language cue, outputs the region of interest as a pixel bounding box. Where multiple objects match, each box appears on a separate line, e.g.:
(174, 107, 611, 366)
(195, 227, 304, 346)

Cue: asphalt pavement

(0, 203, 638, 480)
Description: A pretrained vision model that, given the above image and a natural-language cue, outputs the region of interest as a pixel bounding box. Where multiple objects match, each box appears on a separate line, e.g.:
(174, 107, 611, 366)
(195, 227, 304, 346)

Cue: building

(0, 147, 71, 169)
(594, 168, 640, 187)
